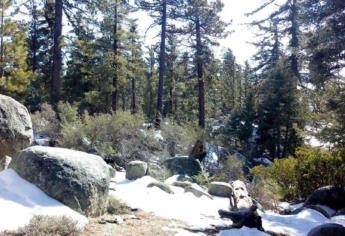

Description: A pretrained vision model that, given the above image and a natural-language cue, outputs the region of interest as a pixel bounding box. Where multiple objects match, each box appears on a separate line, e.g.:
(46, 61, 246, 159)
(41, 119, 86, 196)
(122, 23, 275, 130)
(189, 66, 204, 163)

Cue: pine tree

(248, 0, 302, 85)
(181, 0, 228, 128)
(135, 0, 183, 128)
(0, 1, 35, 99)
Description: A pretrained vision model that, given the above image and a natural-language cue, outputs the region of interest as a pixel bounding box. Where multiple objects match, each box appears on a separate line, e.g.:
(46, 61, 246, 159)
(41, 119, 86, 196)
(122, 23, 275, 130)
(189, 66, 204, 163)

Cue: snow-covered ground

(0, 168, 334, 235)
(111, 172, 230, 230)
(0, 169, 88, 232)
(110, 172, 331, 236)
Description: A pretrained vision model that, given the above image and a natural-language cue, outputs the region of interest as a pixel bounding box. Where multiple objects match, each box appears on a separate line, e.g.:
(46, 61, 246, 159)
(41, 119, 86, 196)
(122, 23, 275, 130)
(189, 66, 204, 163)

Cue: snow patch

(219, 227, 269, 236)
(111, 172, 230, 229)
(0, 169, 88, 232)
(261, 209, 330, 236)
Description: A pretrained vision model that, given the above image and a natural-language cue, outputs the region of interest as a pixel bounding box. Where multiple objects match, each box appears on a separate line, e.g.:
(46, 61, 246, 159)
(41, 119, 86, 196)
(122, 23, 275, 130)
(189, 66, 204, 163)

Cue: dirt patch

(81, 211, 186, 236)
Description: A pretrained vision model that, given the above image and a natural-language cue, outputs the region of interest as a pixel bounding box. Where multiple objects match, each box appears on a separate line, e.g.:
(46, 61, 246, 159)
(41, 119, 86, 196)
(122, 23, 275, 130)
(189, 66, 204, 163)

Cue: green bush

(295, 146, 345, 197)
(251, 146, 345, 200)
(249, 178, 283, 210)
(13, 215, 80, 236)
(252, 157, 298, 200)
(31, 103, 60, 138)
(192, 170, 210, 187)
(161, 121, 204, 155)
(214, 155, 245, 182)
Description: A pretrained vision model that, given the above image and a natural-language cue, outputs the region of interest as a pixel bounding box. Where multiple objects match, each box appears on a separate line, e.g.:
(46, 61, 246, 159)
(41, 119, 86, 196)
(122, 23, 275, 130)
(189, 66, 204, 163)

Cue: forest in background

(0, 0, 344, 165)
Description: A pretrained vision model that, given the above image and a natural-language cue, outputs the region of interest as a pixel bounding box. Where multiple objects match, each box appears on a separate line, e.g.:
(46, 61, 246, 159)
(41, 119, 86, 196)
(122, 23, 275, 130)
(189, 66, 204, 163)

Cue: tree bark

(155, 0, 167, 128)
(0, 0, 5, 86)
(290, 0, 300, 84)
(31, 0, 38, 72)
(112, 0, 118, 112)
(196, 16, 205, 128)
(51, 0, 63, 105)
(131, 78, 137, 114)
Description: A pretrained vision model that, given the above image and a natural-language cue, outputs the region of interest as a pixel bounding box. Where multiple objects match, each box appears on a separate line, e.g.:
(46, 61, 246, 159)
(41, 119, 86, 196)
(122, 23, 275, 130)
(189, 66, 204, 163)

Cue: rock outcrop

(10, 146, 111, 216)
(0, 95, 33, 159)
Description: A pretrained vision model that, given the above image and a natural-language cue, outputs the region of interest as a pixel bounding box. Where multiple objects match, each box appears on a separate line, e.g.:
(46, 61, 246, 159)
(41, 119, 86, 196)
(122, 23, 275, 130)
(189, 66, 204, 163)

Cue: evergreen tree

(0, 1, 35, 100)
(256, 60, 302, 158)
(181, 0, 228, 128)
(135, 0, 183, 128)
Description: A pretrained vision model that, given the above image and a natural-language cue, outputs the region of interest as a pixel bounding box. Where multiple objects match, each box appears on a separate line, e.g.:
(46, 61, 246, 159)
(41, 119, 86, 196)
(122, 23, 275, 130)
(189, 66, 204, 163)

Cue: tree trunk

(196, 16, 205, 128)
(131, 78, 136, 114)
(155, 0, 167, 128)
(290, 0, 300, 84)
(0, 0, 5, 89)
(31, 0, 38, 72)
(51, 0, 63, 105)
(112, 0, 118, 112)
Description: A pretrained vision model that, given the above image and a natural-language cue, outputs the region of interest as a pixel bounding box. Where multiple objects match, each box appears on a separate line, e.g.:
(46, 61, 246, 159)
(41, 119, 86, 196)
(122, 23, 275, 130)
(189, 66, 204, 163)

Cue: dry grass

(7, 215, 80, 236)
(107, 196, 131, 215)
(82, 211, 184, 236)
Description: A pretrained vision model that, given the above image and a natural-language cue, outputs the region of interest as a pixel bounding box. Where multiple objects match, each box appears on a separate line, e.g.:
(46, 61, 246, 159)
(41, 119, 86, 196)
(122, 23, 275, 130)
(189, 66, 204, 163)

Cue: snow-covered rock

(0, 169, 88, 232)
(307, 223, 345, 236)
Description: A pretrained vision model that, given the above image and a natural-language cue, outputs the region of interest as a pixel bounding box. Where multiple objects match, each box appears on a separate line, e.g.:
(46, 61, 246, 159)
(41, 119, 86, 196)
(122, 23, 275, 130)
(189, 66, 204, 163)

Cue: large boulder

(304, 186, 345, 211)
(307, 223, 345, 236)
(163, 156, 202, 177)
(208, 181, 233, 198)
(9, 146, 111, 216)
(147, 162, 168, 181)
(126, 161, 148, 180)
(0, 95, 33, 159)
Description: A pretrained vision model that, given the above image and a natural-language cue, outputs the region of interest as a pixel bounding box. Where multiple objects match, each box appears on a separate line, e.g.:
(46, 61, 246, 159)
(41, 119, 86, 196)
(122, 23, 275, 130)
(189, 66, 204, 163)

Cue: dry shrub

(107, 196, 131, 215)
(13, 215, 80, 236)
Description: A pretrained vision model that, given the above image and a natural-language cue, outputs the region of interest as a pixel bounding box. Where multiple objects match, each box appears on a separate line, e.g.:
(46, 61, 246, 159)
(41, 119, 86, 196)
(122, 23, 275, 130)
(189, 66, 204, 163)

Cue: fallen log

(218, 205, 263, 231)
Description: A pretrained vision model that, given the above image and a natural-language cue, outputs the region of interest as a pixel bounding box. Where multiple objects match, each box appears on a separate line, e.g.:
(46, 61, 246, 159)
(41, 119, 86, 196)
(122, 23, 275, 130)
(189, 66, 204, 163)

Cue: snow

(111, 173, 331, 236)
(261, 209, 330, 236)
(0, 169, 88, 232)
(219, 227, 269, 236)
(110, 172, 230, 229)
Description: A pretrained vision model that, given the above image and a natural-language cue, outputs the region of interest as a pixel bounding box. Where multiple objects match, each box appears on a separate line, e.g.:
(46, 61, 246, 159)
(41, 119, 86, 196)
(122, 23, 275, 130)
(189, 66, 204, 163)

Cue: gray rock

(208, 181, 233, 198)
(126, 161, 148, 180)
(185, 185, 213, 199)
(147, 162, 167, 181)
(147, 182, 174, 194)
(172, 181, 193, 189)
(9, 146, 111, 216)
(0, 95, 33, 159)
(0, 155, 12, 171)
(304, 186, 345, 211)
(307, 223, 345, 236)
(163, 156, 202, 177)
